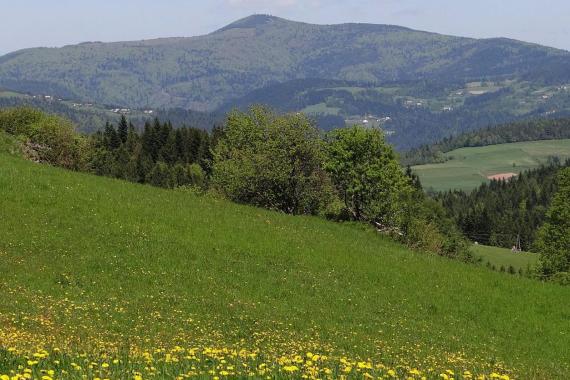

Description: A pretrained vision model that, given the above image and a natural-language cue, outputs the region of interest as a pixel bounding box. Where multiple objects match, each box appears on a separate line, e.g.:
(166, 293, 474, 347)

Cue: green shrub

(212, 106, 334, 215)
(0, 130, 22, 156)
(550, 272, 570, 286)
(0, 107, 88, 170)
(324, 126, 412, 227)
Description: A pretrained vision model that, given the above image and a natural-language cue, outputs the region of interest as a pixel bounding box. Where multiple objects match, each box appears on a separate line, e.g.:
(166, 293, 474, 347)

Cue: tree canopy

(325, 126, 412, 227)
(212, 106, 333, 215)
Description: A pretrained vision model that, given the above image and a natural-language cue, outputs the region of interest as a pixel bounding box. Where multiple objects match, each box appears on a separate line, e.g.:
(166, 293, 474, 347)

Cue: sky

(1, 0, 569, 55)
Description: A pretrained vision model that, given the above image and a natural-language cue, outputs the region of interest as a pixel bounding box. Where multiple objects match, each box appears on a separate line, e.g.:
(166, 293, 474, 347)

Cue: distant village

(344, 114, 396, 136)
(28, 94, 155, 116)
(14, 81, 570, 130)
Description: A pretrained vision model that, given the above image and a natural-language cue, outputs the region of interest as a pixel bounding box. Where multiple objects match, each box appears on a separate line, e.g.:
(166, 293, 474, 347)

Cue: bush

(401, 196, 471, 260)
(325, 126, 412, 228)
(0, 107, 88, 170)
(404, 218, 445, 253)
(212, 106, 334, 215)
(550, 272, 570, 286)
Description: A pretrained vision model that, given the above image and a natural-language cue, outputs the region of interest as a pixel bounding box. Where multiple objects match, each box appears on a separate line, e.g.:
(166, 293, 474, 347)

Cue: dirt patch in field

(487, 172, 518, 181)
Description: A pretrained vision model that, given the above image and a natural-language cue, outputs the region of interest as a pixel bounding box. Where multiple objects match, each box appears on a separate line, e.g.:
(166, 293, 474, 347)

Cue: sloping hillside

(220, 78, 570, 149)
(413, 139, 570, 191)
(0, 150, 569, 378)
(0, 15, 568, 111)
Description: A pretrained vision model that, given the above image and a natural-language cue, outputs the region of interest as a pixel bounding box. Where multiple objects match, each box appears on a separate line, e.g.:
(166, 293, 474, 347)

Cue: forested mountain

(0, 14, 568, 113)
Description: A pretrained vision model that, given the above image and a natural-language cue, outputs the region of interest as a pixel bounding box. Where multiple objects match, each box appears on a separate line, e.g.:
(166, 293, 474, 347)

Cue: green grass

(301, 103, 341, 115)
(1, 153, 569, 378)
(0, 90, 28, 99)
(413, 139, 570, 192)
(472, 245, 540, 272)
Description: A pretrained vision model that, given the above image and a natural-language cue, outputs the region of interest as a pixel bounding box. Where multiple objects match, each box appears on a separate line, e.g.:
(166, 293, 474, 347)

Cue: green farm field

(472, 245, 540, 272)
(1, 149, 570, 378)
(413, 139, 570, 192)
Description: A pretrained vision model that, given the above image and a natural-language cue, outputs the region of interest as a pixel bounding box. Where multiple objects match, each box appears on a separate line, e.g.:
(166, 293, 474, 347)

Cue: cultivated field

(1, 152, 569, 379)
(413, 139, 570, 192)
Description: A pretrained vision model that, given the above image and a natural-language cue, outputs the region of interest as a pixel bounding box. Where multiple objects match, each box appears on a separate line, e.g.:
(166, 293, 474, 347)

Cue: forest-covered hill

(0, 15, 568, 112)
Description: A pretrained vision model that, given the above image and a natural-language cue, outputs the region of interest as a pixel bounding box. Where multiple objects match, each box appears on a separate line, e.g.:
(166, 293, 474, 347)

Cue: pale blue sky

(1, 0, 569, 55)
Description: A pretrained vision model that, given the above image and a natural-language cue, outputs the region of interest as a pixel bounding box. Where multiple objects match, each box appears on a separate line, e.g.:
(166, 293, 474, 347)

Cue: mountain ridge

(0, 15, 568, 112)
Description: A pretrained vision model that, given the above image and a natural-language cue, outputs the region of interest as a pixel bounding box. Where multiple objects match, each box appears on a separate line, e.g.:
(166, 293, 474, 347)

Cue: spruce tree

(159, 130, 178, 165)
(174, 129, 187, 163)
(118, 115, 129, 144)
(142, 121, 158, 161)
(125, 123, 140, 155)
(103, 122, 121, 150)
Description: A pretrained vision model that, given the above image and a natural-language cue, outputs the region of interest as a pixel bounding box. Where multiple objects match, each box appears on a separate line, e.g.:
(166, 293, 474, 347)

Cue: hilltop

(0, 15, 568, 112)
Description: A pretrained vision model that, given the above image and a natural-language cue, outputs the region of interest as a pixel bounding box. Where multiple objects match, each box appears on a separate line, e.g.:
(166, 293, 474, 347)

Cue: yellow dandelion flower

(283, 365, 299, 372)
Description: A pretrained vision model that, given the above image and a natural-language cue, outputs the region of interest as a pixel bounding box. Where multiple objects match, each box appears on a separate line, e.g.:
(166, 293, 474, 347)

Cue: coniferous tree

(103, 122, 121, 150)
(125, 123, 140, 154)
(118, 115, 129, 144)
(160, 130, 178, 165)
(142, 121, 158, 160)
(435, 161, 570, 250)
(175, 129, 188, 163)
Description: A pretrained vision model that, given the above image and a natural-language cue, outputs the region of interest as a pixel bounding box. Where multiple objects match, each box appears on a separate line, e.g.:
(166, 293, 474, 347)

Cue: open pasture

(413, 139, 570, 192)
(0, 152, 569, 378)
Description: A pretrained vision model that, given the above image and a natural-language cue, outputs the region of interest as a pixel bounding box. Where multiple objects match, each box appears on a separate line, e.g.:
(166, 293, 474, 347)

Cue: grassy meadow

(1, 151, 570, 379)
(471, 245, 540, 272)
(412, 139, 570, 192)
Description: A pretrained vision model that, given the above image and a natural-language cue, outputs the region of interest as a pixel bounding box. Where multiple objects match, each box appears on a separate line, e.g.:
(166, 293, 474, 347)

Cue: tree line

(0, 106, 468, 261)
(2, 105, 568, 282)
(434, 160, 570, 283)
(434, 159, 569, 251)
(89, 116, 218, 188)
(402, 118, 570, 165)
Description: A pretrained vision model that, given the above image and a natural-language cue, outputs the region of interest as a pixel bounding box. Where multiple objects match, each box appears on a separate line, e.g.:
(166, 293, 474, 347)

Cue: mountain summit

(0, 15, 568, 110)
(214, 14, 288, 33)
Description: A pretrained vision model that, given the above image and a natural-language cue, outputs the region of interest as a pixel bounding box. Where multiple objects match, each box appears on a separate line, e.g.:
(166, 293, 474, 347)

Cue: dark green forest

(89, 115, 216, 189)
(434, 159, 569, 252)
